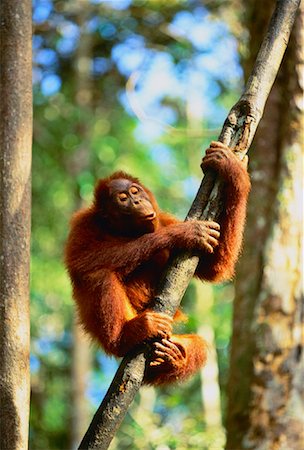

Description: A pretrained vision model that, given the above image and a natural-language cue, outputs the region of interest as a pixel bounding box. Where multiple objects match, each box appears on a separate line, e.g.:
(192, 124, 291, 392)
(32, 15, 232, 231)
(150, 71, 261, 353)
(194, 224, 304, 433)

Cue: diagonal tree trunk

(0, 1, 32, 449)
(78, 1, 301, 448)
(226, 2, 304, 449)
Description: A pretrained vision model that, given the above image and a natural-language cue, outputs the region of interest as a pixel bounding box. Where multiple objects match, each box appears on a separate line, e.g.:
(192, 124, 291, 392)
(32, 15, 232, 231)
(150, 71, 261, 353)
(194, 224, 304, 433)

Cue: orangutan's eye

(130, 186, 139, 195)
(118, 193, 128, 202)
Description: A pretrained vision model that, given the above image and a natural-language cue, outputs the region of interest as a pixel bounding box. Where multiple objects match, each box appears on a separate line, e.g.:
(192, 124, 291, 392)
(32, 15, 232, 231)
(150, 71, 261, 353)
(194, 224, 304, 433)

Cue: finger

(161, 328, 173, 337)
(206, 221, 220, 230)
(154, 349, 168, 358)
(203, 153, 223, 163)
(157, 319, 173, 327)
(156, 322, 173, 333)
(149, 312, 173, 322)
(210, 141, 228, 149)
(206, 148, 228, 158)
(157, 331, 172, 340)
(161, 339, 184, 357)
(161, 338, 175, 346)
(150, 358, 164, 367)
(155, 340, 185, 362)
(207, 236, 219, 247)
(157, 331, 168, 339)
(155, 348, 177, 360)
(208, 229, 220, 239)
(154, 320, 172, 330)
(156, 316, 173, 323)
(151, 354, 164, 361)
(154, 319, 173, 328)
(158, 329, 172, 339)
(203, 147, 224, 159)
(154, 341, 178, 357)
(204, 147, 213, 154)
(154, 349, 172, 360)
(154, 342, 170, 352)
(157, 313, 173, 321)
(205, 243, 214, 253)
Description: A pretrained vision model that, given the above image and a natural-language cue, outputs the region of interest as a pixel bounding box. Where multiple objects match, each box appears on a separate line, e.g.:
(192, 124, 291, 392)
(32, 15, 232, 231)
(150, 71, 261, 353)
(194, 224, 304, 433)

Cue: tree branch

(78, 1, 300, 449)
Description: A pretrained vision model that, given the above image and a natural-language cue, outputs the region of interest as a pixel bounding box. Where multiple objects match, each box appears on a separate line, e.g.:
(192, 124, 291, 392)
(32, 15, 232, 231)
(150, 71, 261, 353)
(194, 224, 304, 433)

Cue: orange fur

(64, 144, 250, 385)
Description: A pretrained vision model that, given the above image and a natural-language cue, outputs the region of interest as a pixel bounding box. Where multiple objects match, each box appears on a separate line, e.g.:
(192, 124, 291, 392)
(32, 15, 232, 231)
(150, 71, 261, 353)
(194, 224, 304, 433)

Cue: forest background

(30, 0, 303, 449)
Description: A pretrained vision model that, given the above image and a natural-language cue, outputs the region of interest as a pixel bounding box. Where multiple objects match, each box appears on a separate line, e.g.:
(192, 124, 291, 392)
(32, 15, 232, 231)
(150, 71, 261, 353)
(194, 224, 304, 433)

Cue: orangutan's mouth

(144, 212, 156, 221)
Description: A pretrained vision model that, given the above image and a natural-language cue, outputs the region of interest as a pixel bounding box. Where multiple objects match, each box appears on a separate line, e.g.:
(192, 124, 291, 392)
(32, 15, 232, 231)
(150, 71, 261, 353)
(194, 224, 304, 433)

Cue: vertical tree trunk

(70, 4, 93, 447)
(0, 1, 32, 449)
(226, 2, 304, 449)
(195, 282, 223, 430)
(71, 317, 92, 450)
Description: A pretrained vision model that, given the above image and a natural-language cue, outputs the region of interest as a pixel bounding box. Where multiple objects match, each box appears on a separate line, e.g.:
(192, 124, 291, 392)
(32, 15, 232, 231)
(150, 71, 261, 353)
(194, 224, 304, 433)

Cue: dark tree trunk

(226, 2, 304, 449)
(0, 1, 32, 449)
(70, 4, 93, 447)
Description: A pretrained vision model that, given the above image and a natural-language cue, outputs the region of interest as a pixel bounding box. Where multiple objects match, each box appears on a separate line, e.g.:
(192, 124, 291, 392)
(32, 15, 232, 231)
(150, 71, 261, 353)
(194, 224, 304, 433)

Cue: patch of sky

(176, 9, 242, 85)
(33, 67, 43, 84)
(34, 336, 55, 355)
(131, 105, 177, 143)
(41, 74, 61, 96)
(149, 105, 178, 126)
(90, 0, 132, 10)
(189, 69, 220, 99)
(86, 353, 119, 407)
(195, 39, 243, 85)
(208, 105, 228, 128)
(192, 20, 229, 51)
(34, 48, 57, 67)
(154, 402, 170, 420)
(96, 352, 119, 376)
(56, 20, 80, 56)
(134, 121, 165, 144)
(86, 16, 100, 33)
(92, 57, 111, 76)
(57, 37, 78, 56)
(118, 91, 134, 116)
(190, 74, 227, 125)
(150, 144, 174, 167)
(114, 45, 184, 128)
(134, 53, 224, 143)
(33, 0, 52, 24)
(170, 8, 227, 51)
(183, 176, 200, 198)
(58, 20, 80, 40)
(128, 10, 242, 143)
(111, 35, 147, 76)
(128, 54, 183, 143)
(33, 35, 44, 50)
(134, 52, 183, 106)
(30, 354, 41, 373)
(86, 379, 107, 407)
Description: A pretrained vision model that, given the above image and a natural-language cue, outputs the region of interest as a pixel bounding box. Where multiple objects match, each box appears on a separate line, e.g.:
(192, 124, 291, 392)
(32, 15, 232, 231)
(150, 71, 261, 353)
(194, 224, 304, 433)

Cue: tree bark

(226, 2, 304, 449)
(0, 1, 32, 449)
(71, 315, 92, 450)
(78, 1, 301, 449)
(70, 5, 93, 448)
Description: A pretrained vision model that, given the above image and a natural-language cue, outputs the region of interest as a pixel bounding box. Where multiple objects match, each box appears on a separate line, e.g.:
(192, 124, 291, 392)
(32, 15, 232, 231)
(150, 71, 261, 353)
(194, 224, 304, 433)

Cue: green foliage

(114, 403, 226, 450)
